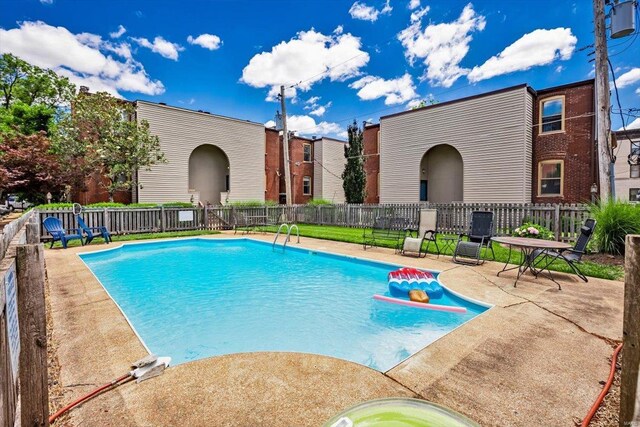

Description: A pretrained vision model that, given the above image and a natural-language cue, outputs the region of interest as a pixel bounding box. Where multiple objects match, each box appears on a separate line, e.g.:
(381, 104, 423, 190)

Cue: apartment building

(613, 128, 640, 202)
(364, 79, 597, 204)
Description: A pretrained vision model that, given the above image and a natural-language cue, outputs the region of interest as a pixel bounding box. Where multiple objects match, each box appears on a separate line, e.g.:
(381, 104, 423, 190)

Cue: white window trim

(303, 176, 312, 195)
(539, 95, 566, 135)
(538, 159, 564, 197)
(303, 143, 312, 163)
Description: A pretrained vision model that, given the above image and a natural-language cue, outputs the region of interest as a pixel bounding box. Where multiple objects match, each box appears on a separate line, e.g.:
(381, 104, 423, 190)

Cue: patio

(45, 233, 623, 426)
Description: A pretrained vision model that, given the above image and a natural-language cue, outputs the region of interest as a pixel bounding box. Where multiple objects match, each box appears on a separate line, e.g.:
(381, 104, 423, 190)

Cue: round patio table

(490, 236, 572, 289)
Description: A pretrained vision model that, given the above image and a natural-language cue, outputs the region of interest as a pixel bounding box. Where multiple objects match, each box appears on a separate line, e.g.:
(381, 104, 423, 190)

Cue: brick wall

(532, 80, 596, 204)
(363, 124, 380, 204)
(275, 135, 314, 204)
(265, 128, 280, 202)
(72, 172, 132, 205)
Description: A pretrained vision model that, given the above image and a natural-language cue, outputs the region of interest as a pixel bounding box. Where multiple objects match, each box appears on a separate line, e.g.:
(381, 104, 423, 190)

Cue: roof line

(135, 100, 264, 127)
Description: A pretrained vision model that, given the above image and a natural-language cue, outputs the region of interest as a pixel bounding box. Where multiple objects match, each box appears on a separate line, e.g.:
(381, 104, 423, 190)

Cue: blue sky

(1, 0, 638, 136)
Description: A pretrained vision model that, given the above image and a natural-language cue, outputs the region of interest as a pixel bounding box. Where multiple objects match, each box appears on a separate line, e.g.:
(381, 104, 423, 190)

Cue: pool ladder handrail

(273, 223, 299, 251)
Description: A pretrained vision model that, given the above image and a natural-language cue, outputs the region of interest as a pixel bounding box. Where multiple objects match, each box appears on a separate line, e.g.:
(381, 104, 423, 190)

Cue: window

(630, 188, 640, 202)
(538, 160, 563, 196)
(377, 130, 381, 153)
(539, 96, 565, 133)
(303, 143, 312, 162)
(631, 165, 640, 179)
(302, 176, 311, 195)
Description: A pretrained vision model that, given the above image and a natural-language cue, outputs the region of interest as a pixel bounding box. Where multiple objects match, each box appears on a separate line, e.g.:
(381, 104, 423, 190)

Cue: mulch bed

(582, 347, 622, 427)
(583, 252, 625, 267)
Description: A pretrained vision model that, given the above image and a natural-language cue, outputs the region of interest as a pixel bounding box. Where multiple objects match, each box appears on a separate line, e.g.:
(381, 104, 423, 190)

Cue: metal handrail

(273, 223, 289, 250)
(285, 224, 300, 248)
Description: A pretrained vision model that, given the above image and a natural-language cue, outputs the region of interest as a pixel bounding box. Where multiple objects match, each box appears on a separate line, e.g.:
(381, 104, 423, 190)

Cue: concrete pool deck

(45, 233, 624, 426)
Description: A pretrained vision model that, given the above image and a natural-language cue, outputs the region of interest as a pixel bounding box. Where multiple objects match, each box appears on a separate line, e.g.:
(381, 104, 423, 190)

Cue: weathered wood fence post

(26, 223, 40, 245)
(620, 234, 640, 425)
(16, 244, 49, 427)
(553, 204, 561, 241)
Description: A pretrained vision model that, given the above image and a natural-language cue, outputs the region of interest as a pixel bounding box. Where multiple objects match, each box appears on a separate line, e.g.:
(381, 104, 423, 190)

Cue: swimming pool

(79, 238, 490, 372)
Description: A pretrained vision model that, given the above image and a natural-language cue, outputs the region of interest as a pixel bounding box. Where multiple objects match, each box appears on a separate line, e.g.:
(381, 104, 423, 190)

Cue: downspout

(591, 84, 597, 199)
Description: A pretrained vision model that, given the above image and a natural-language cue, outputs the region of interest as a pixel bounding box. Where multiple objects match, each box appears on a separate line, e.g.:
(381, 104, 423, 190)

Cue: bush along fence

(36, 202, 591, 243)
(1, 211, 49, 427)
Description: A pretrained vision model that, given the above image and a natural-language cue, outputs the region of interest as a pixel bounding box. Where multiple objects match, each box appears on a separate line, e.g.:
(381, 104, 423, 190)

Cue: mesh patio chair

(532, 218, 597, 282)
(402, 209, 439, 258)
(453, 211, 495, 265)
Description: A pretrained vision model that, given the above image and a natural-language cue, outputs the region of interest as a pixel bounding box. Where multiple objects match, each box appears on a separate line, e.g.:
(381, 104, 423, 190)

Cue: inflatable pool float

(373, 294, 467, 313)
(324, 397, 480, 427)
(388, 267, 443, 299)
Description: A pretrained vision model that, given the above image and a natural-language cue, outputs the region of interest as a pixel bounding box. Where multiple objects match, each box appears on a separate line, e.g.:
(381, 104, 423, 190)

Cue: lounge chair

(453, 211, 495, 265)
(402, 209, 439, 258)
(77, 215, 112, 244)
(532, 218, 596, 282)
(43, 217, 84, 249)
(363, 216, 409, 252)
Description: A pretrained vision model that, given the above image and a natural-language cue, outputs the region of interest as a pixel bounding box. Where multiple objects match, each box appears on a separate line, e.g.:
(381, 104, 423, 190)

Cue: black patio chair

(532, 218, 597, 282)
(453, 211, 495, 265)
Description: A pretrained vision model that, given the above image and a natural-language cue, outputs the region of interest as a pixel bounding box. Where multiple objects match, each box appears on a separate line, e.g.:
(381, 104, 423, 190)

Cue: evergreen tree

(342, 120, 366, 203)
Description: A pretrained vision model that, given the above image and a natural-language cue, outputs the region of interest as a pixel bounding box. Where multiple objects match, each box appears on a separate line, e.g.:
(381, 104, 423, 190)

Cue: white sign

(5, 262, 20, 382)
(178, 210, 194, 222)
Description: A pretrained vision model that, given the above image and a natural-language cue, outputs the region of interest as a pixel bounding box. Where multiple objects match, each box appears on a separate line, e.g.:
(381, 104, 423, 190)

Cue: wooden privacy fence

(36, 202, 591, 243)
(1, 211, 49, 427)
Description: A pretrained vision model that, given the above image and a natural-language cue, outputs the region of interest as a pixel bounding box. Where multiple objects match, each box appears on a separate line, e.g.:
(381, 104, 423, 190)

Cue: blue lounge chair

(43, 217, 84, 249)
(76, 215, 112, 245)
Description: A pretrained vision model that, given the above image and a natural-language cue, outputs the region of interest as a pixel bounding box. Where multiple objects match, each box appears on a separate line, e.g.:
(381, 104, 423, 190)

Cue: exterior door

(420, 180, 428, 201)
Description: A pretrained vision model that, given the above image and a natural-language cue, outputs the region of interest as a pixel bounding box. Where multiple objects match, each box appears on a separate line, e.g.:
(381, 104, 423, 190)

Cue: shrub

(590, 199, 640, 255)
(512, 222, 554, 240)
(306, 199, 333, 206)
(228, 200, 278, 207)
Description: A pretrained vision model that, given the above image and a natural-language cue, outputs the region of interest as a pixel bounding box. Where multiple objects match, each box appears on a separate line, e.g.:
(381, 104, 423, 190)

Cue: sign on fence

(4, 261, 19, 382)
(178, 210, 194, 222)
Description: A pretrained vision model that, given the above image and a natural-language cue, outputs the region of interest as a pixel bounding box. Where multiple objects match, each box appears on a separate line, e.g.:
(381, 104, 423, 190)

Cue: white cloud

(349, 0, 392, 22)
(303, 96, 331, 116)
(265, 119, 277, 128)
(398, 3, 486, 87)
(40, 0, 53, 4)
(620, 117, 640, 130)
(109, 25, 126, 39)
(241, 29, 369, 102)
(310, 106, 327, 116)
(334, 25, 344, 35)
(287, 115, 345, 137)
(349, 73, 417, 105)
(305, 96, 321, 106)
(408, 0, 420, 10)
(616, 68, 640, 88)
(0, 21, 164, 97)
(410, 6, 429, 22)
(555, 65, 565, 73)
(467, 28, 577, 83)
(132, 36, 184, 60)
(187, 33, 222, 50)
(636, 87, 640, 95)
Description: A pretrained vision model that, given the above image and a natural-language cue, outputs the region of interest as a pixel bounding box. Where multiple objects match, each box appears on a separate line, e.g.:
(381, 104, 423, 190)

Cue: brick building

(363, 124, 380, 204)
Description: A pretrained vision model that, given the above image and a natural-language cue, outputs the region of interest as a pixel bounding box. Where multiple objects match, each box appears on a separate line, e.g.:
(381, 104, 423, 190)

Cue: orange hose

(581, 342, 623, 427)
(49, 373, 133, 424)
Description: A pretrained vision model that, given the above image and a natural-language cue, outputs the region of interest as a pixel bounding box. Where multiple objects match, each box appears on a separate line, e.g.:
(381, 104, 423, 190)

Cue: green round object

(323, 398, 480, 427)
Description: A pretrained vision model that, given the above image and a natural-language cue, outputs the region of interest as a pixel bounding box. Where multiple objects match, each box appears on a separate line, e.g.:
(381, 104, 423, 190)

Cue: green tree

(342, 120, 366, 204)
(0, 53, 75, 109)
(56, 92, 166, 201)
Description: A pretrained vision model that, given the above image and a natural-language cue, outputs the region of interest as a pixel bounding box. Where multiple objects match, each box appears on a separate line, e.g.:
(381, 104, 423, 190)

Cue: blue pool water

(80, 238, 489, 371)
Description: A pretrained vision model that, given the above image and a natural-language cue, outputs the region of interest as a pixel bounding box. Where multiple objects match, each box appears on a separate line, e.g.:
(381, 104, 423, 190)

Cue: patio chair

(77, 215, 112, 245)
(402, 209, 439, 258)
(453, 211, 495, 265)
(363, 216, 409, 252)
(532, 218, 597, 282)
(43, 217, 84, 249)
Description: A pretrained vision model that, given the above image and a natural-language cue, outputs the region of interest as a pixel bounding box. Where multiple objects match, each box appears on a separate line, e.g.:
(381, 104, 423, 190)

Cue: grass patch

(262, 224, 623, 281)
(46, 229, 220, 249)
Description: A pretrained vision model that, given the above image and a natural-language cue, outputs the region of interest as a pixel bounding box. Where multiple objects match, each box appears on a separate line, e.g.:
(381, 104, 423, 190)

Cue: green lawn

(46, 229, 221, 249)
(261, 224, 623, 281)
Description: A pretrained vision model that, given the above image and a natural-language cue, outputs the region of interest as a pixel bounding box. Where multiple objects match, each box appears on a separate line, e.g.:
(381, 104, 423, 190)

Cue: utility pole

(593, 0, 614, 200)
(279, 85, 293, 205)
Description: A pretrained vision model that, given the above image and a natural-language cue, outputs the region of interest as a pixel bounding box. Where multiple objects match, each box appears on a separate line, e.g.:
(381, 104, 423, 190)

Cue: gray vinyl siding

(135, 101, 265, 203)
(313, 140, 323, 199)
(379, 86, 532, 204)
(316, 138, 346, 203)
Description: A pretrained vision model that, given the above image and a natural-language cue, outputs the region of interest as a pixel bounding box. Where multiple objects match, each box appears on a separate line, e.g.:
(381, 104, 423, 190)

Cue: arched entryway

(188, 144, 230, 205)
(419, 144, 463, 203)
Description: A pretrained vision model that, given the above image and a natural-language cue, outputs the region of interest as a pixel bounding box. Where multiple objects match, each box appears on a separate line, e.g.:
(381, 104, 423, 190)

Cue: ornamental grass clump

(590, 199, 640, 255)
(512, 222, 554, 240)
